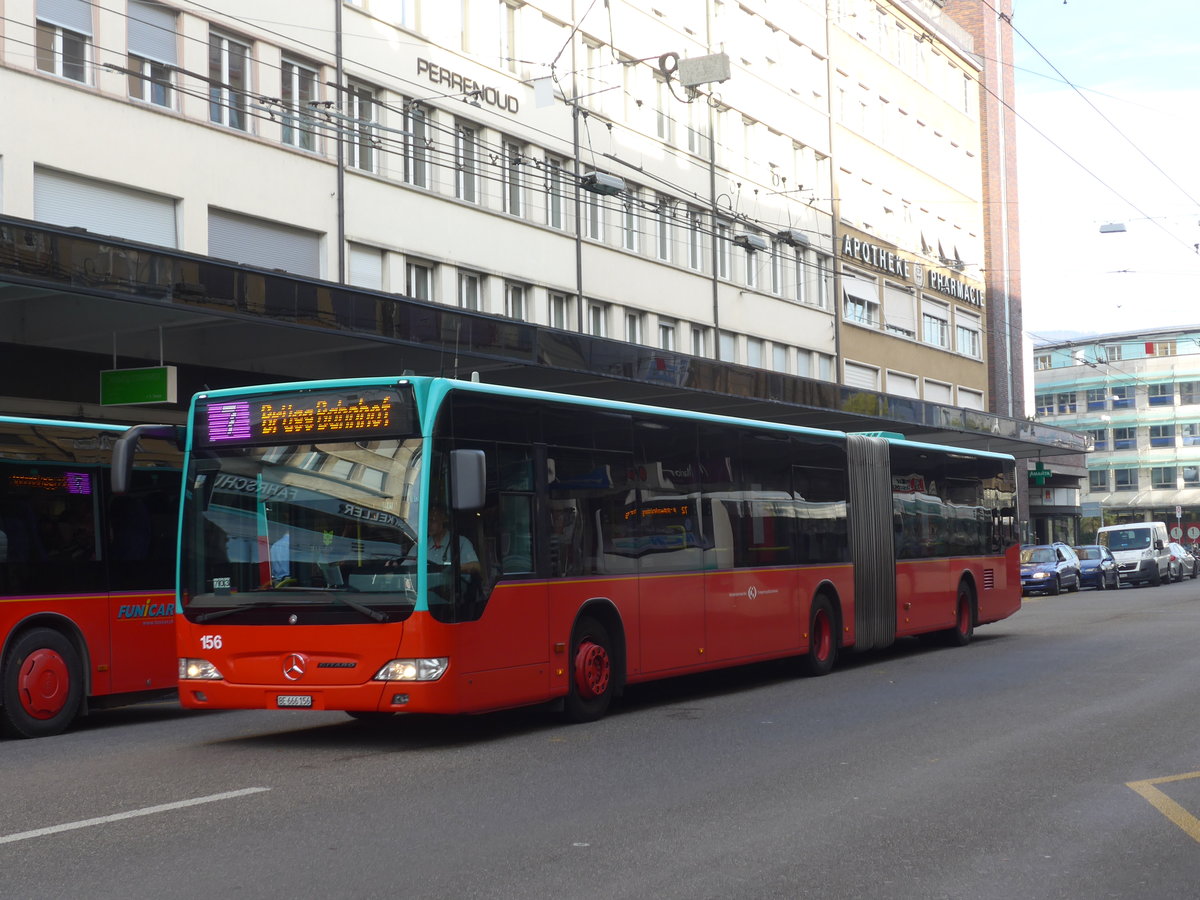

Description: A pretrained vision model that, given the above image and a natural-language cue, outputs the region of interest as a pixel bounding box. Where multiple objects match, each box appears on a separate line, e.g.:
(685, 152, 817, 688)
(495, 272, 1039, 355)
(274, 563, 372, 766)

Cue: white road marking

(0, 787, 270, 845)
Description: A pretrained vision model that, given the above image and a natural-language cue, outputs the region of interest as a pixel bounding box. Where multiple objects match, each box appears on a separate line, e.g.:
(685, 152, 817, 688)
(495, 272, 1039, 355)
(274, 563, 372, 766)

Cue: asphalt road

(5, 578, 1200, 899)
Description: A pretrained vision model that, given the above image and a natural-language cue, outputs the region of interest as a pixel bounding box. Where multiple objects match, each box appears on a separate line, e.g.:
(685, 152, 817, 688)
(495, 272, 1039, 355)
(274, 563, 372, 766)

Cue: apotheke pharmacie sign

(839, 234, 982, 307)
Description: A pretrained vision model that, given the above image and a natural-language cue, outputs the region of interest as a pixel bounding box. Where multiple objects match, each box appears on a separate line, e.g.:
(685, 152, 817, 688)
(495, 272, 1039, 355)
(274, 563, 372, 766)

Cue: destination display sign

(197, 387, 414, 448)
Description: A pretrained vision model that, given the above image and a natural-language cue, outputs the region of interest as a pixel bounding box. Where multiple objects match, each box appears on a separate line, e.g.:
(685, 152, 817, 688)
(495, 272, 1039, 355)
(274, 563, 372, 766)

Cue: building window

(546, 157, 567, 230)
(844, 277, 880, 327)
(404, 102, 431, 187)
(719, 330, 737, 362)
(743, 240, 759, 289)
(588, 301, 608, 337)
(1149, 340, 1177, 356)
(659, 319, 676, 351)
(37, 18, 91, 83)
(1148, 383, 1175, 406)
(502, 140, 524, 216)
(1103, 343, 1124, 361)
(1035, 354, 1052, 371)
(282, 58, 320, 151)
(746, 337, 764, 368)
(687, 208, 703, 270)
(625, 311, 642, 344)
(794, 248, 809, 304)
(1087, 428, 1108, 451)
(654, 75, 675, 143)
(584, 191, 604, 241)
(1089, 470, 1108, 492)
(770, 242, 784, 295)
(1112, 427, 1136, 450)
(1113, 468, 1138, 492)
(209, 32, 251, 130)
(816, 254, 832, 309)
(1149, 425, 1175, 448)
(346, 83, 378, 172)
(922, 300, 949, 347)
(458, 270, 483, 310)
(716, 220, 731, 278)
(549, 292, 571, 330)
(504, 282, 527, 320)
(1151, 467, 1176, 489)
(1183, 465, 1200, 486)
(406, 261, 433, 301)
(1086, 388, 1107, 411)
(690, 324, 708, 357)
(456, 124, 481, 203)
(1111, 385, 1133, 409)
(817, 353, 834, 381)
(1056, 392, 1076, 414)
(127, 0, 177, 107)
(621, 188, 640, 252)
(1035, 393, 1053, 416)
(772, 344, 788, 373)
(1183, 423, 1200, 446)
(1180, 382, 1200, 405)
(656, 197, 672, 262)
(499, 1, 519, 73)
(956, 312, 982, 358)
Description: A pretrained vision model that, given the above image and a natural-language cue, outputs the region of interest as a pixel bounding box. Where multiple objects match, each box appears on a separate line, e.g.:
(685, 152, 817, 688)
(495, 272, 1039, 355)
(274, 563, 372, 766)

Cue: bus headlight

(180, 658, 224, 680)
(374, 658, 448, 682)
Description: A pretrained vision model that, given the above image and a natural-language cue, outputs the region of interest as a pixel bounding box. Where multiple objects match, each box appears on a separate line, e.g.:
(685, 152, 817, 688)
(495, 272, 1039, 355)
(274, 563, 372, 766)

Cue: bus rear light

(180, 658, 224, 680)
(374, 658, 448, 682)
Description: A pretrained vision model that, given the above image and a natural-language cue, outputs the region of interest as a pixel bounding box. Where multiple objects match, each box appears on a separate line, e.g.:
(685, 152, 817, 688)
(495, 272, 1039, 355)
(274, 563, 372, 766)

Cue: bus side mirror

(450, 449, 486, 510)
(112, 424, 183, 494)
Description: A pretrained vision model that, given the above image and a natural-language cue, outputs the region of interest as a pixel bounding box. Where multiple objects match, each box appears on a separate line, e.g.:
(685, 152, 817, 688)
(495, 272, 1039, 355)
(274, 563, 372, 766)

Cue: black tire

(1173, 565, 1183, 584)
(1191, 564, 1198, 580)
(802, 596, 838, 676)
(1067, 572, 1080, 593)
(942, 582, 974, 647)
(1095, 572, 1106, 591)
(1, 628, 84, 739)
(563, 616, 615, 723)
(1150, 566, 1162, 587)
(1047, 575, 1061, 596)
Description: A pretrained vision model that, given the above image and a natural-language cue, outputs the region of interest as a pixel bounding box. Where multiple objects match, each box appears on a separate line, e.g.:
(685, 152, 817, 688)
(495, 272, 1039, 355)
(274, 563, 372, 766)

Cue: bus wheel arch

(563, 599, 625, 723)
(1, 620, 89, 739)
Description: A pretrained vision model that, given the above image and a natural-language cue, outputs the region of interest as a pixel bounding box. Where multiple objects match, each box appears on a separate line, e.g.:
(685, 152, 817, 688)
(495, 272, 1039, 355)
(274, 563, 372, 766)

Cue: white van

(1096, 522, 1171, 586)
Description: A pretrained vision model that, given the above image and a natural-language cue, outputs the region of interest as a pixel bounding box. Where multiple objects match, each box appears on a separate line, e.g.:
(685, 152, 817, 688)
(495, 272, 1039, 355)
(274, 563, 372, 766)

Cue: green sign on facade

(100, 366, 178, 406)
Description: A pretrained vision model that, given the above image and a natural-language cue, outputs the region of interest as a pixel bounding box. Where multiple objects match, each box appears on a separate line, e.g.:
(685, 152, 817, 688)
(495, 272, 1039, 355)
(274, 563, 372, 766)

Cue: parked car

(1167, 542, 1198, 582)
(1072, 544, 1120, 590)
(1020, 543, 1082, 595)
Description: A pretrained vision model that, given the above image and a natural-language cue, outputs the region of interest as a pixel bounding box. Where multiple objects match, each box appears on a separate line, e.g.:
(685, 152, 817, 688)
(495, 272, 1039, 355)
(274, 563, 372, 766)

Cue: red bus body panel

(1, 589, 176, 698)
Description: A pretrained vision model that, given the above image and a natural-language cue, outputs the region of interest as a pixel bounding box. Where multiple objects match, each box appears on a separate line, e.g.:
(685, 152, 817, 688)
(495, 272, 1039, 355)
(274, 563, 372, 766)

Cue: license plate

(277, 695, 313, 708)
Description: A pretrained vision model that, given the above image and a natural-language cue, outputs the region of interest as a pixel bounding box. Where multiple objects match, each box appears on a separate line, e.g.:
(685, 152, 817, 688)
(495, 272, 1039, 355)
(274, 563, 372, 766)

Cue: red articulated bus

(1, 416, 180, 738)
(118, 376, 1019, 723)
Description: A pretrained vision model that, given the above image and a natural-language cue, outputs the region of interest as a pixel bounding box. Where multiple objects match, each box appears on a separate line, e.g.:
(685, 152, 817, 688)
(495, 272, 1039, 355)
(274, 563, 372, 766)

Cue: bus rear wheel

(564, 616, 615, 723)
(1, 628, 84, 739)
(943, 583, 974, 647)
(802, 596, 837, 676)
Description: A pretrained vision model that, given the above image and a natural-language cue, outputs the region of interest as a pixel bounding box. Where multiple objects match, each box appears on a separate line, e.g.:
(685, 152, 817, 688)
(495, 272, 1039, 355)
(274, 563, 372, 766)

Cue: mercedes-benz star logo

(747, 585, 759, 601)
(283, 653, 307, 681)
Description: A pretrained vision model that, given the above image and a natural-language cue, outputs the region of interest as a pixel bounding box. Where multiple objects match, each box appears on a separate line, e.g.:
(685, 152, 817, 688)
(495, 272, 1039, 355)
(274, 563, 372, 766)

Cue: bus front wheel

(1, 628, 84, 739)
(943, 583, 975, 647)
(564, 616, 615, 723)
(802, 596, 837, 676)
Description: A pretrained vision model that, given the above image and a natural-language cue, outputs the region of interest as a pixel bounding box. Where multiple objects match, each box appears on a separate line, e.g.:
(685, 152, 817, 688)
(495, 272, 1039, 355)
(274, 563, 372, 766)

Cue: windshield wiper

(334, 588, 389, 622)
(194, 597, 287, 623)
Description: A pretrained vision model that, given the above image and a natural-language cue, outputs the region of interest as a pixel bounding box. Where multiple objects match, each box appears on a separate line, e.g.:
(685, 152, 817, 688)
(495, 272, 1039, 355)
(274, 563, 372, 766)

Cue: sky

(1010, 0, 1200, 344)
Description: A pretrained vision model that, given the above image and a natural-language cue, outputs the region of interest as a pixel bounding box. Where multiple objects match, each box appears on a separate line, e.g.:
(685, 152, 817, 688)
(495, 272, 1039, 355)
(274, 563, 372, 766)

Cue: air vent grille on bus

(983, 568, 995, 590)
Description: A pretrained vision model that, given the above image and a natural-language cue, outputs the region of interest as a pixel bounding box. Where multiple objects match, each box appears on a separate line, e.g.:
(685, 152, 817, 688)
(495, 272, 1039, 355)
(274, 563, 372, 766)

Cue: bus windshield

(181, 438, 423, 625)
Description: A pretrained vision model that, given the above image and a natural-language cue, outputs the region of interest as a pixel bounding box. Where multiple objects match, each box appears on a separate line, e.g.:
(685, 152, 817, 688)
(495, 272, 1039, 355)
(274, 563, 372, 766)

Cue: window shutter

(208, 209, 321, 278)
(128, 1, 178, 64)
(34, 167, 177, 247)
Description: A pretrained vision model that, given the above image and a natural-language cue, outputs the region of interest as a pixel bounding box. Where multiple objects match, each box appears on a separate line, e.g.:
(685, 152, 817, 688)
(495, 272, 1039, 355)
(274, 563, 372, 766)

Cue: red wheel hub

(812, 611, 831, 660)
(18, 649, 70, 720)
(573, 640, 610, 699)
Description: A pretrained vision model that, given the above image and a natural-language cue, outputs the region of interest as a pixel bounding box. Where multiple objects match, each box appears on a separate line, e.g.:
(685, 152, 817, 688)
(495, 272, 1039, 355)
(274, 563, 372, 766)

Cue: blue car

(1072, 544, 1120, 590)
(1020, 543, 1081, 595)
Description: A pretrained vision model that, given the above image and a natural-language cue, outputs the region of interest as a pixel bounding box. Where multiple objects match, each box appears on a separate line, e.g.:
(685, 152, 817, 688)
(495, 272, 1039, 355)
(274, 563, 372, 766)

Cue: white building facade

(4, 0, 990, 402)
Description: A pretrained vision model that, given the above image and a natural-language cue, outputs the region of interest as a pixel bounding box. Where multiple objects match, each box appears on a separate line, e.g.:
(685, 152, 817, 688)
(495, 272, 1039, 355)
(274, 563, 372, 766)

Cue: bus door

(104, 468, 179, 694)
